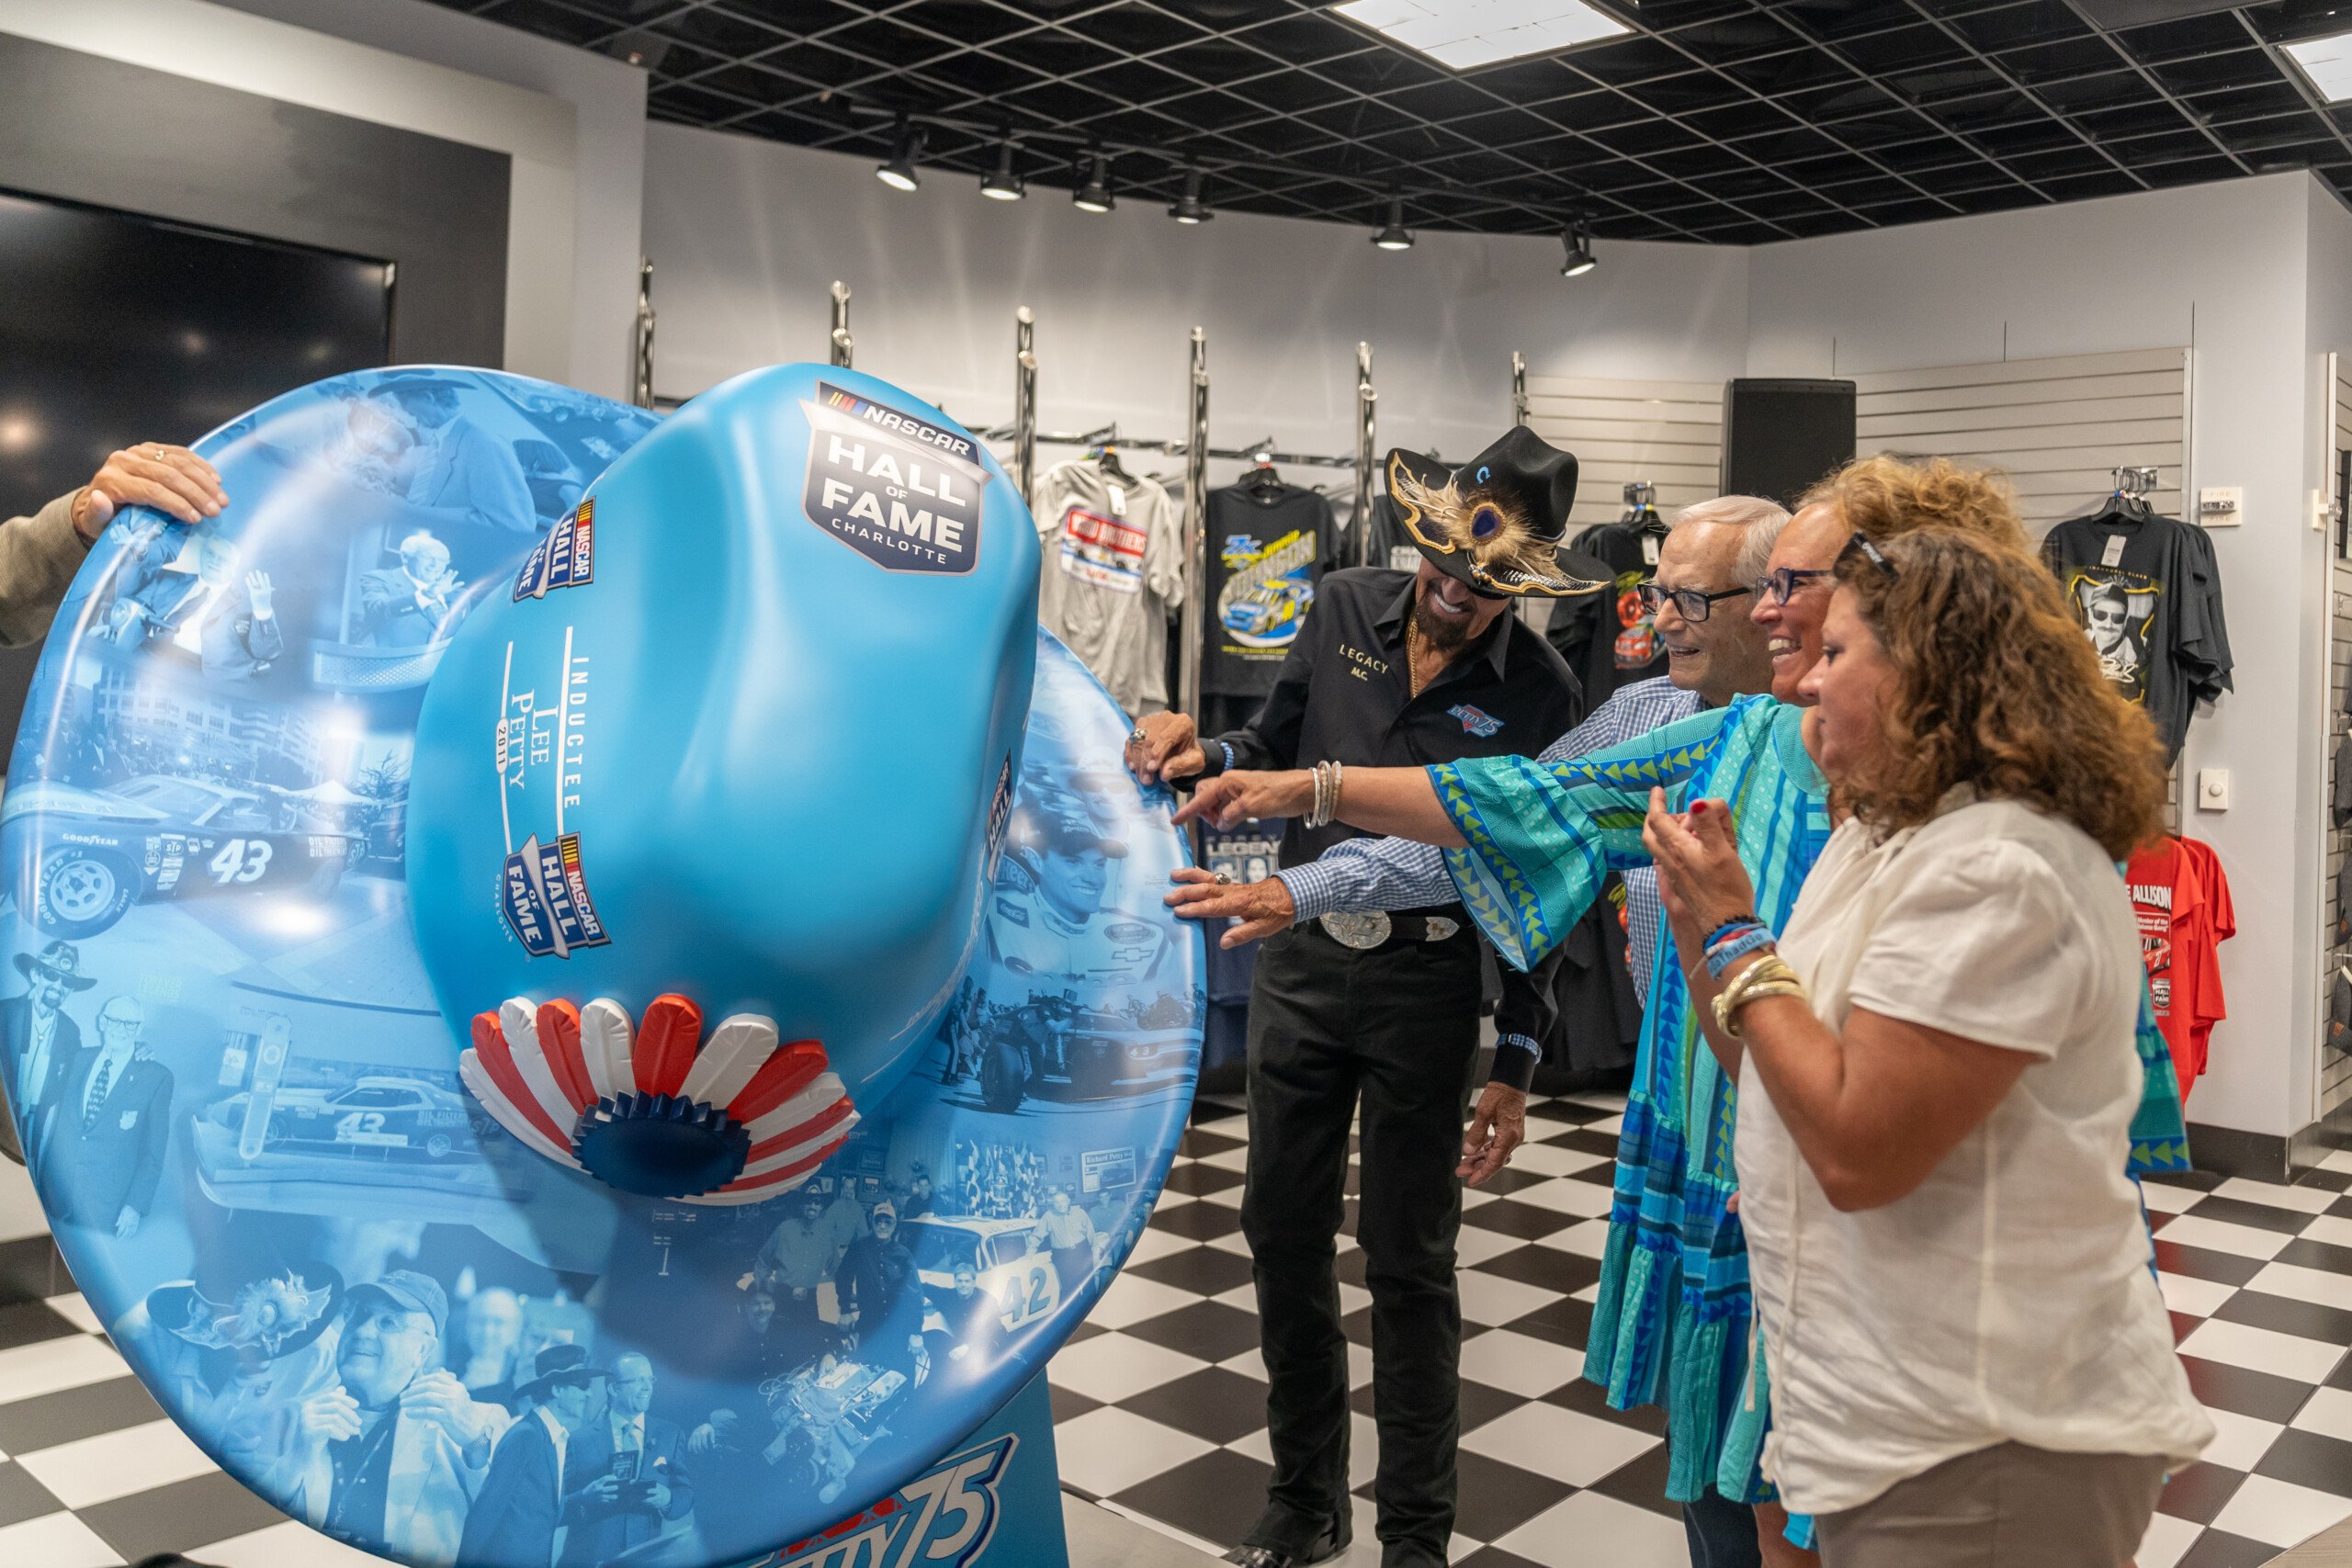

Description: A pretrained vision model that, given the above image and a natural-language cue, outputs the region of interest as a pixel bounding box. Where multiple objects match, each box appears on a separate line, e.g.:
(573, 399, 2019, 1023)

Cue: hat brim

(146, 1261, 344, 1361)
(14, 953, 96, 990)
(515, 1365, 605, 1399)
(4, 364, 1204, 1568)
(1388, 450, 1607, 601)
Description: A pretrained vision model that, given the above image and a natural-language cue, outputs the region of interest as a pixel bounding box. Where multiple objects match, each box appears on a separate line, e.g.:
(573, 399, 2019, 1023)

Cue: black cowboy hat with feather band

(1387, 427, 1605, 599)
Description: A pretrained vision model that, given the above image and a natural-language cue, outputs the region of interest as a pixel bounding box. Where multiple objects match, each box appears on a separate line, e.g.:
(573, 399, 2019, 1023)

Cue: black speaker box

(1722, 378, 1857, 508)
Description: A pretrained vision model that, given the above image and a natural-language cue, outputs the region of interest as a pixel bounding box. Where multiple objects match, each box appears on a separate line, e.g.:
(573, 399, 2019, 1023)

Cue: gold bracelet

(1712, 953, 1809, 1039)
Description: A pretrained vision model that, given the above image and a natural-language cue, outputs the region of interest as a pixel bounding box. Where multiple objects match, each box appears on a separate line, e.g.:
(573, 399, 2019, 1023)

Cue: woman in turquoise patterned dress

(1178, 457, 2191, 1567)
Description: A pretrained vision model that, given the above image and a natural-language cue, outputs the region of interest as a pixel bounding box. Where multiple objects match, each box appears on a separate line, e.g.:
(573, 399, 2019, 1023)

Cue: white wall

(640, 124, 1750, 485)
(0, 0, 645, 397)
(1753, 173, 2324, 1139)
(214, 0, 647, 400)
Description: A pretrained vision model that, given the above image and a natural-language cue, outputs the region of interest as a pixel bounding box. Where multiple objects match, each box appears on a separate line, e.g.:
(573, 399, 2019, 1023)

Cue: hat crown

(408, 365, 1041, 1120)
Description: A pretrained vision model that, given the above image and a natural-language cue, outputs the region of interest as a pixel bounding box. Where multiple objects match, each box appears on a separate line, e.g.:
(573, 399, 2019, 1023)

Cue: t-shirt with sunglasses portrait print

(2041, 509, 2233, 762)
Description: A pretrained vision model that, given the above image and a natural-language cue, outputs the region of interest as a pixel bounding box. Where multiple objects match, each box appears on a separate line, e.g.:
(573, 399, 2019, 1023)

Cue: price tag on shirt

(1641, 534, 1661, 566)
(1107, 484, 1127, 518)
(2100, 533, 2127, 568)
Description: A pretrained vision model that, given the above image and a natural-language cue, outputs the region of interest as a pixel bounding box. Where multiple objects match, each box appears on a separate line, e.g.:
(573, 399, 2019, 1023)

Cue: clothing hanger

(1622, 480, 1665, 534)
(2092, 466, 2158, 525)
(1091, 439, 1136, 486)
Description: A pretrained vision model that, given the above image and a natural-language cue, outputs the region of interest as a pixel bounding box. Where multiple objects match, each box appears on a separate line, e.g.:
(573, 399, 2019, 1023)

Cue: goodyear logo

(802, 383, 986, 575)
(748, 1433, 1018, 1568)
(514, 498, 594, 599)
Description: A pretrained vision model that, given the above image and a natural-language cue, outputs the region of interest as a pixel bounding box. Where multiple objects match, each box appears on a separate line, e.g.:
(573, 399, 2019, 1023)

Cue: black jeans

(1239, 923, 1482, 1564)
(1683, 1485, 1762, 1568)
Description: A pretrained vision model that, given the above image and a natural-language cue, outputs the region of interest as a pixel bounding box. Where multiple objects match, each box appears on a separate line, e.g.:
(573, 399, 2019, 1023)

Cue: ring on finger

(1212, 871, 1232, 885)
(1127, 726, 1148, 745)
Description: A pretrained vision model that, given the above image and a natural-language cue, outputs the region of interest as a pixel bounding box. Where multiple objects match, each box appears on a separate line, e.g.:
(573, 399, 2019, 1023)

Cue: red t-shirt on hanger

(2124, 837, 2233, 1098)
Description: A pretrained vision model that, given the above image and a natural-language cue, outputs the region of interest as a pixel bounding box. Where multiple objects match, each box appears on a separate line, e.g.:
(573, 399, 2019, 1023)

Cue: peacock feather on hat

(1387, 443, 1608, 600)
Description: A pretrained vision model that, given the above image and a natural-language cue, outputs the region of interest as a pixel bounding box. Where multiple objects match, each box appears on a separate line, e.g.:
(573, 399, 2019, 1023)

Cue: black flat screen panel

(0, 190, 392, 760)
(0, 189, 391, 505)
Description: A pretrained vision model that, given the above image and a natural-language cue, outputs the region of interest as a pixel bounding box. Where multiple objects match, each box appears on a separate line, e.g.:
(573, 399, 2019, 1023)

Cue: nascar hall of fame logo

(1447, 704, 1503, 738)
(501, 831, 613, 958)
(802, 382, 987, 575)
(514, 497, 595, 599)
(1216, 528, 1318, 653)
(747, 1433, 1020, 1568)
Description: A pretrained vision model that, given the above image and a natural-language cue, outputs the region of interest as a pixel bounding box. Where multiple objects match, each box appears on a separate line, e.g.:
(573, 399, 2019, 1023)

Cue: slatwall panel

(1850, 346, 2189, 538)
(2324, 359, 2352, 1116)
(1523, 375, 1724, 532)
(1854, 346, 2191, 827)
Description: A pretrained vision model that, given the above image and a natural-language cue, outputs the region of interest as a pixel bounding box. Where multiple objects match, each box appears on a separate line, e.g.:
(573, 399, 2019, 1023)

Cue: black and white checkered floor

(6, 1095, 2352, 1566)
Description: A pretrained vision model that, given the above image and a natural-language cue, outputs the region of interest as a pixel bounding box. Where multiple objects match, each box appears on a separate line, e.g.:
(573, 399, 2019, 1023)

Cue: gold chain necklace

(1407, 608, 1432, 698)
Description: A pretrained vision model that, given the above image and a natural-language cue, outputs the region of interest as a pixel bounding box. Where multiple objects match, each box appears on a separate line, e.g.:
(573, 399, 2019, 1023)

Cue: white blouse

(1738, 796, 2212, 1517)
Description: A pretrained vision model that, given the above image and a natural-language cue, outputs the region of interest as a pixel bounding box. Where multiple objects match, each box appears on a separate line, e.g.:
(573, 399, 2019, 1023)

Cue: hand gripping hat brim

(0, 364, 1204, 1568)
(1388, 425, 1608, 599)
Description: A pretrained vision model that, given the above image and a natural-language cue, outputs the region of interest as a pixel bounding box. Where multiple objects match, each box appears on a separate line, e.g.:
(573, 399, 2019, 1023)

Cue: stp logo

(751, 1435, 1018, 1568)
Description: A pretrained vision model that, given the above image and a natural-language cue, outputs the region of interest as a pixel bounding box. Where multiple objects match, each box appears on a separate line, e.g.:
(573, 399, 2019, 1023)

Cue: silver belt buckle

(1426, 916, 1460, 942)
(1321, 911, 1393, 950)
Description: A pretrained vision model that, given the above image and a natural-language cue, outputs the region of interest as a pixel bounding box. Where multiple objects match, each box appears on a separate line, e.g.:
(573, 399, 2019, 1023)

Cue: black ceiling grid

(430, 0, 2352, 243)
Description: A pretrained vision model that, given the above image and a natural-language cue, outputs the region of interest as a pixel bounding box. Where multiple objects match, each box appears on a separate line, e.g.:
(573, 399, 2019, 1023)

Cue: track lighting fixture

(980, 138, 1024, 201)
(1373, 196, 1414, 252)
(1170, 165, 1212, 225)
(876, 118, 924, 193)
(1560, 217, 1596, 277)
(1074, 152, 1114, 213)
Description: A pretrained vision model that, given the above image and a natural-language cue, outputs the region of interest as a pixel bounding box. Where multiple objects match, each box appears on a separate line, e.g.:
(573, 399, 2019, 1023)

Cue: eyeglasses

(1749, 567, 1832, 606)
(1751, 533, 1899, 605)
(1634, 581, 1753, 623)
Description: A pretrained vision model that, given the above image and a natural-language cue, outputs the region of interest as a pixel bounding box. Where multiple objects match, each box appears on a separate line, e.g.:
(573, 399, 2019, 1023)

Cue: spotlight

(1373, 196, 1414, 252)
(1170, 165, 1212, 224)
(876, 118, 924, 192)
(1074, 152, 1114, 213)
(1560, 218, 1596, 277)
(980, 138, 1024, 201)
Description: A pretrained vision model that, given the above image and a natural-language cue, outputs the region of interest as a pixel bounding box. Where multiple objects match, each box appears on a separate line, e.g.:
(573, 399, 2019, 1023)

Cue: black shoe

(1221, 1516, 1351, 1568)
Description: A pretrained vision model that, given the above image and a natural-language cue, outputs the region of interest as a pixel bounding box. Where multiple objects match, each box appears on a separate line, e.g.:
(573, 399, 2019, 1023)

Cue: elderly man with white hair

(358, 529, 463, 648)
(1168, 493, 1792, 1568)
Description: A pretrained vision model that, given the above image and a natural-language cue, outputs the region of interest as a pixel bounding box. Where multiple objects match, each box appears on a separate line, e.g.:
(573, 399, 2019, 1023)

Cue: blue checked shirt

(1276, 676, 1703, 1035)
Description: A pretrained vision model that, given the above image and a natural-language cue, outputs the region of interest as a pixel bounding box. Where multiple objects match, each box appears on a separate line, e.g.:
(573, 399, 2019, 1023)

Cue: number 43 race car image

(2, 773, 362, 939)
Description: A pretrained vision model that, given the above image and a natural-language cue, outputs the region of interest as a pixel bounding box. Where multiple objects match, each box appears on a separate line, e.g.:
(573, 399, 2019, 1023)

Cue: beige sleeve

(0, 492, 92, 649)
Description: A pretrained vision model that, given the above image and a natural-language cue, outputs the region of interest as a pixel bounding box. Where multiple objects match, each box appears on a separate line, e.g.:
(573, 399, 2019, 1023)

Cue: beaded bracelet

(1704, 915, 1762, 946)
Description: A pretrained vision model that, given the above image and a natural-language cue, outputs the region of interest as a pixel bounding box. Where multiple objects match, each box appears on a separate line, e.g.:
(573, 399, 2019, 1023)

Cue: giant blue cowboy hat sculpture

(0, 362, 1203, 1568)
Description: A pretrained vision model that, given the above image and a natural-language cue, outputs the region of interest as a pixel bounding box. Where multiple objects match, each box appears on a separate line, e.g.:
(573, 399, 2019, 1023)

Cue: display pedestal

(735, 1371, 1069, 1568)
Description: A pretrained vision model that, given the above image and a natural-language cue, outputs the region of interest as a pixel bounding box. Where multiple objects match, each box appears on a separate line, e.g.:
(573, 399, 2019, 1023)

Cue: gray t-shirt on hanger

(1032, 458, 1184, 717)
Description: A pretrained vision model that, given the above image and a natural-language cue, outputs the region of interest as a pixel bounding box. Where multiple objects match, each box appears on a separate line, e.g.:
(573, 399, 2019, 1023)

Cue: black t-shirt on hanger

(1572, 517, 1671, 700)
(1360, 491, 1427, 576)
(2041, 509, 2233, 761)
(1203, 479, 1338, 698)
(1541, 544, 1620, 729)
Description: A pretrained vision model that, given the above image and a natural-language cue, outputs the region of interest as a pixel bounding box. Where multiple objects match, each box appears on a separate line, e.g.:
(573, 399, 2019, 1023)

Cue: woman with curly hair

(1641, 525, 2211, 1563)
(1173, 457, 2196, 1566)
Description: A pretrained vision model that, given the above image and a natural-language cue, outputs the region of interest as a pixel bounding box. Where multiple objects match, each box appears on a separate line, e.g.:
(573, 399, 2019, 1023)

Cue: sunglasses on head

(1838, 531, 1899, 581)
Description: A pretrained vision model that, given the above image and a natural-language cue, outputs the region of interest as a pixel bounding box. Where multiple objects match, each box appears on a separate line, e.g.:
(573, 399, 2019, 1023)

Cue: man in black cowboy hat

(0, 939, 94, 1167)
(1125, 427, 1595, 1568)
(460, 1339, 605, 1565)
